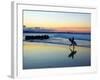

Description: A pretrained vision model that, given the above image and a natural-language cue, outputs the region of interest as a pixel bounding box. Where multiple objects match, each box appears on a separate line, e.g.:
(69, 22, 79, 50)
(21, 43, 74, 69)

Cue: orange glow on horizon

(53, 27, 90, 33)
(23, 10, 91, 33)
(24, 22, 90, 33)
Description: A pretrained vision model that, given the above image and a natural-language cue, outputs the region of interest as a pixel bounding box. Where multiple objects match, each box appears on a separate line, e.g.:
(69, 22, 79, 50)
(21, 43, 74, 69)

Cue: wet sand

(23, 41, 90, 69)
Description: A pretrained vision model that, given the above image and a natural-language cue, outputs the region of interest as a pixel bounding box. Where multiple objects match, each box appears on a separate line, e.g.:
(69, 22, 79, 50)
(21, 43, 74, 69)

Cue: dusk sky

(23, 10, 91, 33)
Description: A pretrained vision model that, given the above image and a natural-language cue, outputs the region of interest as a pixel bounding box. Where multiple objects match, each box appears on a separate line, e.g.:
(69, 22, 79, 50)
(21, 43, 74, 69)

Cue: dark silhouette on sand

(68, 37, 77, 59)
(69, 37, 77, 48)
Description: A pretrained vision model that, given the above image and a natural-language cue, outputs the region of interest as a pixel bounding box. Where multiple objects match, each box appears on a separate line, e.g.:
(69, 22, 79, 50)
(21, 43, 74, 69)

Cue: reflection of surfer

(68, 48, 77, 59)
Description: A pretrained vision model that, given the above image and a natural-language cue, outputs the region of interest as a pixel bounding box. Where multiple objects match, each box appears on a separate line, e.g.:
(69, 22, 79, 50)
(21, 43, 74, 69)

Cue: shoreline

(23, 40, 90, 69)
(24, 39, 90, 48)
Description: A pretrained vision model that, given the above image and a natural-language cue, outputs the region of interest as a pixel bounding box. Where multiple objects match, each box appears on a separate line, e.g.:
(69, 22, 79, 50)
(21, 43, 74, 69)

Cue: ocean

(23, 33, 91, 69)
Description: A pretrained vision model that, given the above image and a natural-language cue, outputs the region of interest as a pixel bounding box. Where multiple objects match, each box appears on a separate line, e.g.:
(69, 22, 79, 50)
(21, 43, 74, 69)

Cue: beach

(23, 10, 91, 69)
(23, 41, 90, 69)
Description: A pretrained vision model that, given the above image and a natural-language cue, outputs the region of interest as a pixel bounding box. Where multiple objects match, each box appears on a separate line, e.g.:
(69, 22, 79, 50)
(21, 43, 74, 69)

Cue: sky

(23, 10, 91, 33)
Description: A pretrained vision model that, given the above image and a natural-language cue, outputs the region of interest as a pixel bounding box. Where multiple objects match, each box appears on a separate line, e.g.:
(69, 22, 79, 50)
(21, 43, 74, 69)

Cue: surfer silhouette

(69, 37, 77, 46)
(68, 37, 77, 59)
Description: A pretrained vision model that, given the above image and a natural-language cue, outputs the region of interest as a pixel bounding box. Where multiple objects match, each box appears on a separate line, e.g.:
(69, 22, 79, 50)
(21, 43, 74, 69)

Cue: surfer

(68, 37, 77, 59)
(69, 37, 77, 47)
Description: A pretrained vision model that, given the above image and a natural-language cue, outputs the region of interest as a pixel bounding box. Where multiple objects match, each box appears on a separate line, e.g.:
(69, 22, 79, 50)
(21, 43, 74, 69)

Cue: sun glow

(23, 10, 91, 33)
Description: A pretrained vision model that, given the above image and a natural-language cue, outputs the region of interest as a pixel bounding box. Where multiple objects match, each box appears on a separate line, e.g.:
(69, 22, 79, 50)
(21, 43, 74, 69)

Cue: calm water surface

(23, 41, 90, 69)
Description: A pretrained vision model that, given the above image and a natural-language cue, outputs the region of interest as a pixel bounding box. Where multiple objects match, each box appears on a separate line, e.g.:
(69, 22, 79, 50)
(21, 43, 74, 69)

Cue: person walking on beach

(68, 37, 77, 49)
